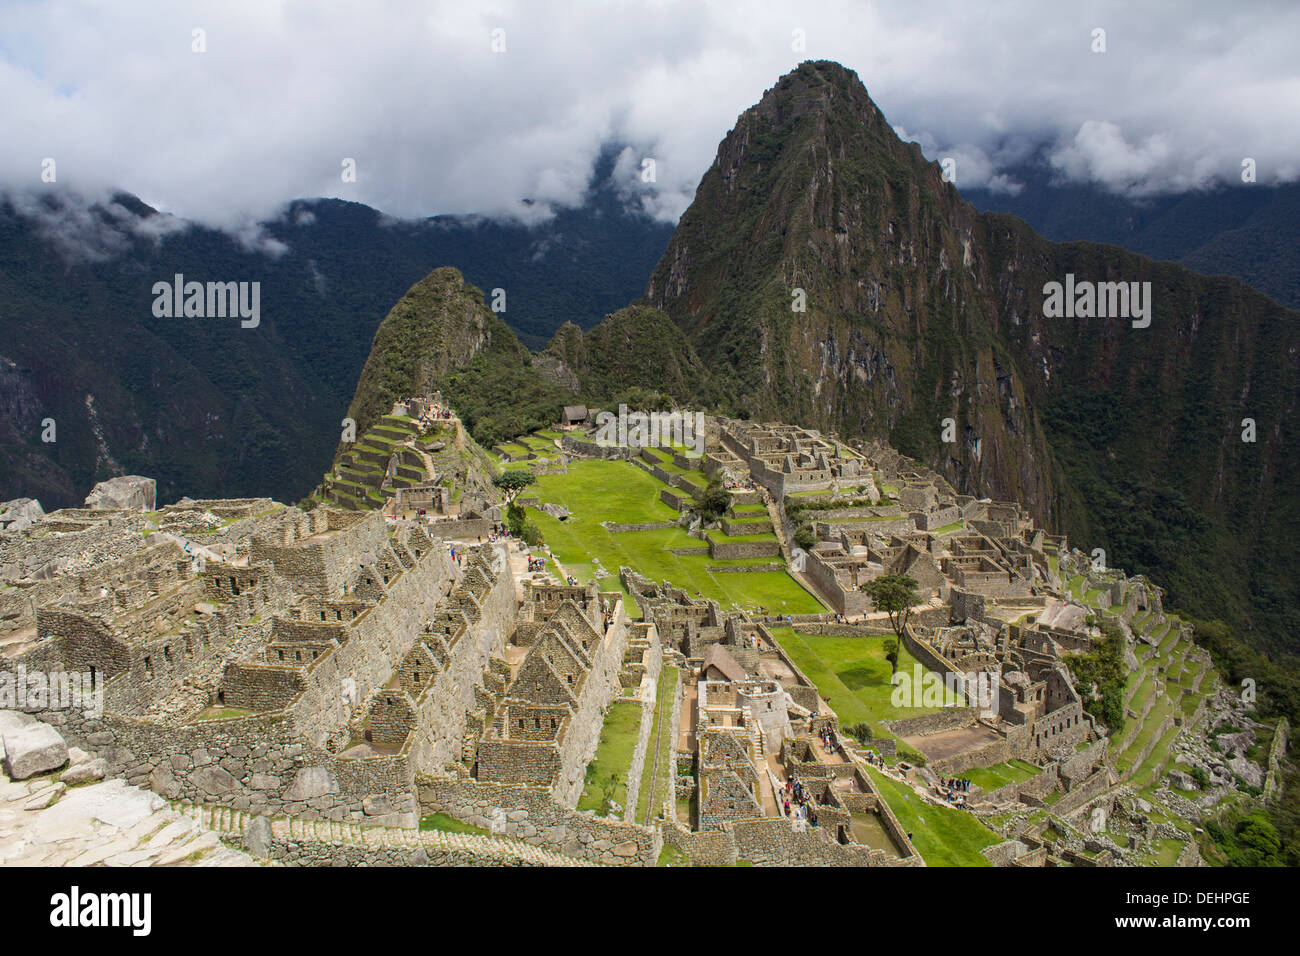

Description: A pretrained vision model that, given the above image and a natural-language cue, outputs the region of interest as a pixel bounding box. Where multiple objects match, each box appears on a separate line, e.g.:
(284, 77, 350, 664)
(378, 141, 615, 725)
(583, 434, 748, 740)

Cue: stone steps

(176, 803, 595, 866)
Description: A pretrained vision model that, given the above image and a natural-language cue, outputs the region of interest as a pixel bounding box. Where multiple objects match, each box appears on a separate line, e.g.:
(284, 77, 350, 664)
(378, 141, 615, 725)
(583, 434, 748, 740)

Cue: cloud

(1, 0, 1296, 235)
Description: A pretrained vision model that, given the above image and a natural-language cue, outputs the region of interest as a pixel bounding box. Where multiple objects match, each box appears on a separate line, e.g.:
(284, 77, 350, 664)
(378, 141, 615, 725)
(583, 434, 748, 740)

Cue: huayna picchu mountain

(559, 60, 1299, 656)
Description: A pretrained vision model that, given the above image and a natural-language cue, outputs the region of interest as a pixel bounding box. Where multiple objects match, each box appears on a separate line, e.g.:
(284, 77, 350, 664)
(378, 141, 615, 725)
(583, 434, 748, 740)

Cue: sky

(2, 0, 1298, 233)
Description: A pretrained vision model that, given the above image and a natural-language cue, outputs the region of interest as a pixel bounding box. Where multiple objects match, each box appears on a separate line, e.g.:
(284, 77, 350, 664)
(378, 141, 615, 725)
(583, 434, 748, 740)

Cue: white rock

(83, 475, 156, 512)
(61, 758, 107, 786)
(2, 721, 68, 780)
(23, 782, 66, 811)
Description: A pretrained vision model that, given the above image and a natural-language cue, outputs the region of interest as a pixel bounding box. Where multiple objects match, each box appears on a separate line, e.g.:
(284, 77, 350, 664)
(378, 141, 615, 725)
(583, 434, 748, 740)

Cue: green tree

(862, 574, 921, 655)
(793, 524, 815, 551)
(506, 501, 527, 537)
(493, 470, 537, 496)
(882, 638, 899, 676)
(690, 479, 731, 525)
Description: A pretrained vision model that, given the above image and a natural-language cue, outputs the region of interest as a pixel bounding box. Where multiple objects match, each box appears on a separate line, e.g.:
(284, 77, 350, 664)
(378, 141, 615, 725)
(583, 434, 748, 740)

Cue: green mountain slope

(542, 304, 712, 407)
(335, 267, 569, 463)
(630, 60, 1298, 655)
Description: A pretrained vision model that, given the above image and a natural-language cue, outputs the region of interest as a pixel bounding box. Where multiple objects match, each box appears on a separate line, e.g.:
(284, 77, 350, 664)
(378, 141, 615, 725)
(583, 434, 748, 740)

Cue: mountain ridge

(566, 59, 1298, 654)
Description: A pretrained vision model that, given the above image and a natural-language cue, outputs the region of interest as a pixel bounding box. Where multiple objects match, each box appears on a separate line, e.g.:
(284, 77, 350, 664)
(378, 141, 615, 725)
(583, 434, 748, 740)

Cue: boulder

(1227, 755, 1265, 789)
(191, 765, 240, 796)
(83, 475, 156, 512)
(283, 766, 337, 801)
(0, 710, 37, 739)
(62, 758, 108, 786)
(241, 815, 273, 859)
(0, 497, 44, 532)
(149, 763, 182, 797)
(362, 794, 392, 816)
(2, 720, 69, 780)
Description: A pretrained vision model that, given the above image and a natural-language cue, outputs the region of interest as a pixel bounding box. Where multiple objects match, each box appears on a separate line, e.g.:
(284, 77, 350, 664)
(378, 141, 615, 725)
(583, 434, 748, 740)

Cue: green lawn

(419, 813, 488, 835)
(657, 844, 690, 867)
(768, 627, 952, 759)
(525, 460, 823, 615)
(864, 766, 998, 866)
(576, 699, 644, 814)
(964, 759, 1041, 791)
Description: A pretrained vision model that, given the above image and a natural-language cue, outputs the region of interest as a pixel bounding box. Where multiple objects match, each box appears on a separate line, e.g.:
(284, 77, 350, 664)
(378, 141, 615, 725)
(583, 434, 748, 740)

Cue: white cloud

(1, 0, 1296, 233)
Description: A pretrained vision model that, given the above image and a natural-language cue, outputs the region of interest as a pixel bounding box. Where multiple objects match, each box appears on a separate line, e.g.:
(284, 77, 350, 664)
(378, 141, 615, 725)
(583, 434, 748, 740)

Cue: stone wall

(1051, 767, 1115, 817)
(886, 708, 980, 739)
(417, 775, 661, 866)
(707, 536, 781, 560)
(620, 638, 664, 823)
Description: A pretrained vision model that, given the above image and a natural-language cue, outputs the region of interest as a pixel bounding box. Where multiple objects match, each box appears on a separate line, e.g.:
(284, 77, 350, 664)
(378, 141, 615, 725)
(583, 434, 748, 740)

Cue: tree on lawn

(863, 574, 920, 675)
(881, 638, 899, 676)
(493, 470, 536, 497)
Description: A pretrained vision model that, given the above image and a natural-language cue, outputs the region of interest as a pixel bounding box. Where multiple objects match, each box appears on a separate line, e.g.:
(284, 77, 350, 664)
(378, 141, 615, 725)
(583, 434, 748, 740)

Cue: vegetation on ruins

(1204, 812, 1288, 867)
(689, 479, 732, 525)
(1062, 622, 1127, 736)
(505, 501, 542, 547)
(792, 524, 816, 551)
(844, 722, 874, 745)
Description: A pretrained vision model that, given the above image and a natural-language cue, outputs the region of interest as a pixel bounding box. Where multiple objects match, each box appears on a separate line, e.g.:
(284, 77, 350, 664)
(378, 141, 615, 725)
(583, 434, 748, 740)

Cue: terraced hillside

(323, 412, 499, 512)
(325, 413, 425, 510)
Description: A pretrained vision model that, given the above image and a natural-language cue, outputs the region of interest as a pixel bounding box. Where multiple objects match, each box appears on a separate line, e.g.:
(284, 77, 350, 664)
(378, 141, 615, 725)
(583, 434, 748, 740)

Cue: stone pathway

(179, 804, 597, 866)
(0, 774, 256, 867)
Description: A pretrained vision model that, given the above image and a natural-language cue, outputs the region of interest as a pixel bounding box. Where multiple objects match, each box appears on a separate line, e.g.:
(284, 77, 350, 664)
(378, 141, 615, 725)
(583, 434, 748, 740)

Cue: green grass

(194, 706, 252, 721)
(863, 765, 998, 866)
(707, 528, 779, 544)
(525, 459, 823, 615)
(576, 699, 644, 814)
(419, 813, 488, 835)
(768, 627, 951, 759)
(1116, 697, 1174, 772)
(964, 759, 1041, 791)
(657, 844, 690, 866)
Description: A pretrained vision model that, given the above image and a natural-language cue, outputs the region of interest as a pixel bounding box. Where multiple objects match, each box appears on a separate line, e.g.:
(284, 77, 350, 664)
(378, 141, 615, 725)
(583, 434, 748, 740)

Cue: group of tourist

(527, 556, 546, 573)
(939, 777, 972, 807)
(818, 725, 840, 752)
(781, 777, 819, 827)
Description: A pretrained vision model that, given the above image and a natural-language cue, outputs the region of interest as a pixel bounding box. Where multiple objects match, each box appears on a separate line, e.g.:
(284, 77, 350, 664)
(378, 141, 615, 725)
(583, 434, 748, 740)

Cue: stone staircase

(176, 803, 596, 866)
